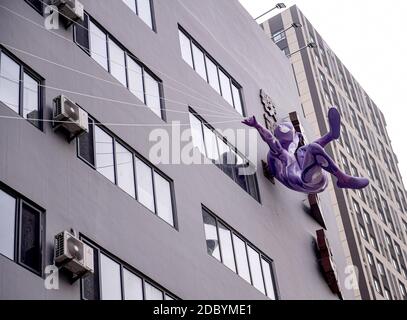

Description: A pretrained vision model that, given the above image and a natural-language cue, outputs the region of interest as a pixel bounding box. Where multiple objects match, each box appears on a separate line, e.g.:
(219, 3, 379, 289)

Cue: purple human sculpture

(243, 107, 369, 194)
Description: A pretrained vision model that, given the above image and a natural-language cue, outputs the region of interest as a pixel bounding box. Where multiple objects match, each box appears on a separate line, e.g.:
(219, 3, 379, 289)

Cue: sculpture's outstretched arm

(242, 116, 283, 156)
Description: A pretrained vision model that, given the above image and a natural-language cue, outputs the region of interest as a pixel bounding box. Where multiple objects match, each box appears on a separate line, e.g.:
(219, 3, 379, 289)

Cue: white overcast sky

(239, 0, 407, 186)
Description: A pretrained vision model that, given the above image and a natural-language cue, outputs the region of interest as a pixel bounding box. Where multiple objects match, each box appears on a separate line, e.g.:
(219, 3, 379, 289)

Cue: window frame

(0, 182, 45, 277)
(0, 47, 44, 130)
(178, 26, 245, 116)
(76, 116, 177, 229)
(73, 14, 165, 120)
(201, 206, 279, 299)
(80, 236, 178, 301)
(122, 0, 157, 32)
(24, 0, 44, 15)
(189, 108, 260, 202)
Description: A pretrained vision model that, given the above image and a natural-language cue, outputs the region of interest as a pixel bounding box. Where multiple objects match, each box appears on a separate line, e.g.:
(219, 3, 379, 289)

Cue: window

(363, 211, 371, 225)
(126, 55, 145, 102)
(108, 39, 127, 86)
(144, 72, 162, 118)
(219, 69, 233, 106)
(189, 109, 260, 202)
(400, 282, 406, 297)
(75, 15, 164, 119)
(145, 282, 164, 300)
(78, 117, 176, 227)
(82, 240, 176, 300)
(202, 209, 221, 261)
(178, 27, 245, 115)
(271, 30, 286, 43)
(123, 269, 143, 300)
(233, 234, 251, 283)
(373, 278, 382, 294)
(25, 0, 43, 14)
(153, 172, 174, 226)
(122, 0, 154, 29)
(205, 57, 220, 94)
(0, 190, 16, 260)
(366, 251, 373, 265)
(360, 225, 367, 240)
(95, 126, 115, 183)
(202, 207, 277, 299)
(115, 142, 136, 198)
(247, 246, 266, 294)
(0, 186, 44, 276)
(191, 43, 207, 81)
(89, 21, 108, 70)
(100, 254, 122, 300)
(218, 222, 236, 272)
(384, 288, 391, 300)
(377, 261, 384, 275)
(135, 158, 155, 212)
(0, 51, 42, 128)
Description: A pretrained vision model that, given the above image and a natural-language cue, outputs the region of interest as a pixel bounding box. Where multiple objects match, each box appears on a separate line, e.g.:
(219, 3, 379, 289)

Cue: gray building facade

(262, 5, 407, 300)
(0, 0, 355, 300)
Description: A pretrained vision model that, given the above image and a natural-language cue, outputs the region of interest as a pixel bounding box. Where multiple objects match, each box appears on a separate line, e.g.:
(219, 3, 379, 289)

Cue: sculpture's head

(274, 122, 296, 146)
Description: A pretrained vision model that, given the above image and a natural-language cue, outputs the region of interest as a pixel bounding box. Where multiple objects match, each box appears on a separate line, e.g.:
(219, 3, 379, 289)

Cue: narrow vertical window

(189, 112, 206, 156)
(179, 30, 193, 68)
(108, 39, 127, 86)
(100, 254, 122, 300)
(202, 210, 221, 261)
(219, 70, 233, 105)
(115, 142, 136, 198)
(74, 14, 90, 52)
(232, 84, 243, 116)
(191, 43, 207, 81)
(232, 234, 251, 283)
(218, 223, 236, 272)
(137, 0, 153, 29)
(95, 127, 115, 183)
(144, 282, 164, 300)
(205, 57, 221, 94)
(89, 21, 108, 71)
(23, 72, 39, 127)
(78, 118, 95, 165)
(203, 126, 219, 162)
(153, 172, 174, 226)
(135, 158, 155, 212)
(19, 203, 42, 273)
(123, 269, 143, 300)
(247, 246, 265, 294)
(0, 53, 20, 113)
(126, 56, 145, 103)
(261, 258, 276, 300)
(123, 0, 136, 12)
(144, 72, 161, 118)
(82, 245, 100, 300)
(0, 190, 16, 260)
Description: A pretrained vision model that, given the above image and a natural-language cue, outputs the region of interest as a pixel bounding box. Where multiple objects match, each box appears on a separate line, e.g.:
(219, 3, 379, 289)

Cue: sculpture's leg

(302, 143, 369, 189)
(313, 108, 341, 148)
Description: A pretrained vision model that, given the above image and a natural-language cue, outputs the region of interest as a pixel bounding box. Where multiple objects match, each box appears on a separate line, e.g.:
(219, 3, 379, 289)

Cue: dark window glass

(78, 118, 95, 165)
(19, 202, 42, 273)
(25, 0, 43, 14)
(74, 14, 90, 52)
(82, 246, 100, 300)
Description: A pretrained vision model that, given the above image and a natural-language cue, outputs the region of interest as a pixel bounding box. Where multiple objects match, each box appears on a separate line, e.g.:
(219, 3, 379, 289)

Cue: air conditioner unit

(51, 0, 84, 27)
(54, 231, 94, 277)
(53, 95, 88, 142)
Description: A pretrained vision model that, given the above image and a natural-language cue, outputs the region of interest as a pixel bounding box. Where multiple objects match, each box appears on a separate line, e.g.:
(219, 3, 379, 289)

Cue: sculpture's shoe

(328, 107, 341, 140)
(337, 175, 369, 189)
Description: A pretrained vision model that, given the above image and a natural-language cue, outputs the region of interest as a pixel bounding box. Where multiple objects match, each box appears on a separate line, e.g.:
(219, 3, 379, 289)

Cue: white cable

(0, 3, 241, 118)
(0, 73, 242, 120)
(0, 113, 244, 127)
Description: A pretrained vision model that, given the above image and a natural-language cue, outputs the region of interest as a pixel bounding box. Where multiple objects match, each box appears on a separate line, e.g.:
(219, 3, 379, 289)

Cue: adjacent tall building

(0, 0, 357, 299)
(262, 5, 407, 300)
